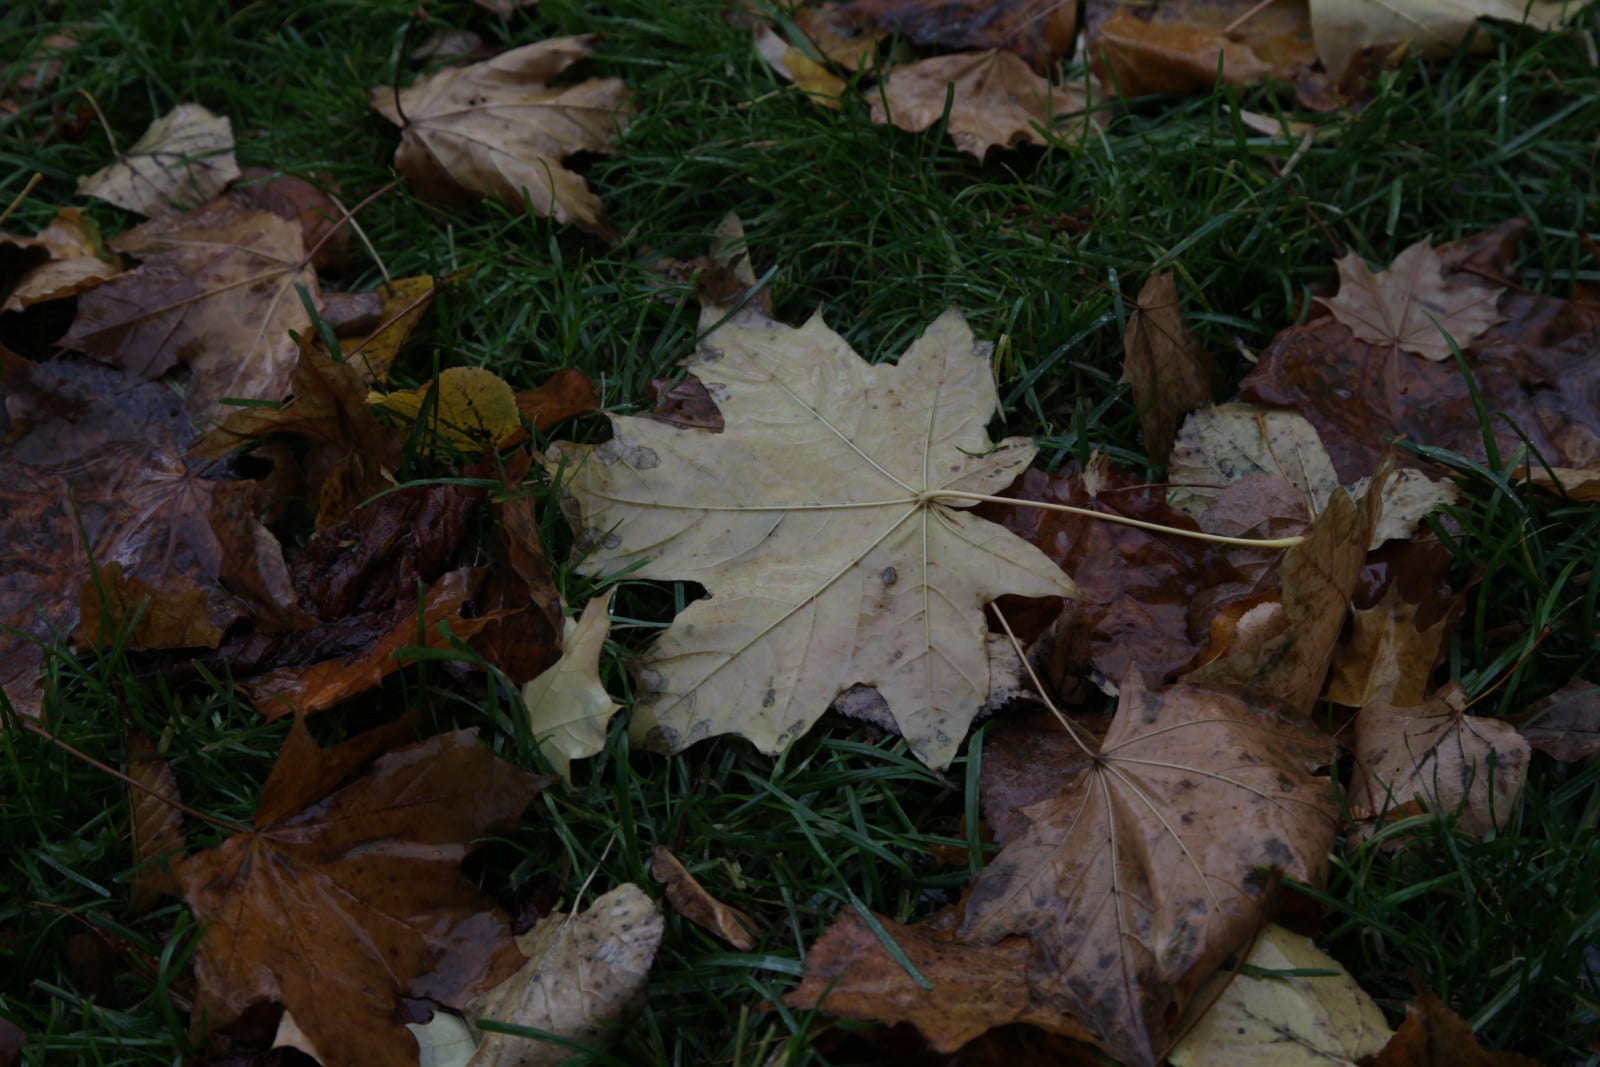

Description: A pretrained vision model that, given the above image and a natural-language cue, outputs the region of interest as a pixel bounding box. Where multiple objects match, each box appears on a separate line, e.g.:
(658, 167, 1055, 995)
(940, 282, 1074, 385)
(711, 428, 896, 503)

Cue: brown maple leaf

(61, 192, 321, 426)
(1089, 1, 1315, 97)
(1519, 679, 1600, 762)
(0, 208, 121, 313)
(1362, 990, 1540, 1067)
(843, 0, 1078, 71)
(76, 103, 241, 217)
(370, 36, 629, 231)
(870, 50, 1095, 161)
(1121, 271, 1220, 463)
(959, 674, 1338, 1067)
(1321, 238, 1505, 361)
(174, 723, 548, 1067)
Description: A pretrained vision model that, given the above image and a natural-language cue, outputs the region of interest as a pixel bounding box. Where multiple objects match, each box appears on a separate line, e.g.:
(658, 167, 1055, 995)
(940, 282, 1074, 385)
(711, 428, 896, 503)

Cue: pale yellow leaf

(522, 590, 621, 782)
(1170, 924, 1393, 1067)
(77, 103, 241, 217)
(1311, 0, 1593, 78)
(552, 307, 1077, 769)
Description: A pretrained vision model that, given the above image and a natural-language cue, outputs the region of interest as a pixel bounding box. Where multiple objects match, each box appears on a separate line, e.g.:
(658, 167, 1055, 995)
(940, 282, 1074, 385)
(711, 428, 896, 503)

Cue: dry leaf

(552, 307, 1076, 769)
(522, 590, 621, 782)
(1168, 923, 1392, 1066)
(61, 192, 319, 426)
(650, 846, 759, 950)
(1322, 240, 1505, 361)
(76, 103, 241, 217)
(1310, 0, 1593, 78)
(370, 36, 629, 231)
(1122, 271, 1220, 463)
(1520, 679, 1600, 762)
(1092, 1, 1316, 97)
(126, 730, 186, 912)
(515, 366, 601, 431)
(174, 724, 548, 1067)
(465, 884, 663, 1067)
(1349, 682, 1529, 839)
(231, 168, 351, 273)
(1361, 990, 1540, 1067)
(870, 50, 1095, 161)
(960, 673, 1338, 1066)
(370, 366, 522, 455)
(0, 208, 121, 312)
(844, 0, 1078, 71)
(1324, 580, 1452, 707)
(786, 909, 1096, 1052)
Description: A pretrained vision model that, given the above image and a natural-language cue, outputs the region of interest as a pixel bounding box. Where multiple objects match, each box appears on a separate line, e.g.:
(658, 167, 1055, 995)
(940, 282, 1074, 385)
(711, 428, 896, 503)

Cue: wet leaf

(1122, 271, 1220, 463)
(174, 724, 547, 1067)
(1360, 990, 1540, 1066)
(552, 306, 1076, 769)
(650, 846, 760, 951)
(370, 36, 629, 231)
(1321, 239, 1504, 362)
(522, 590, 621, 782)
(1519, 679, 1600, 762)
(126, 730, 185, 912)
(515, 366, 600, 431)
(76, 103, 241, 217)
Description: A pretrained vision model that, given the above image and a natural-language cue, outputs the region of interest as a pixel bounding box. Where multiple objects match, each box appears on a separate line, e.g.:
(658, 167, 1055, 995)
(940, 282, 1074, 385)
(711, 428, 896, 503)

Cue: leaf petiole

(927, 489, 1306, 548)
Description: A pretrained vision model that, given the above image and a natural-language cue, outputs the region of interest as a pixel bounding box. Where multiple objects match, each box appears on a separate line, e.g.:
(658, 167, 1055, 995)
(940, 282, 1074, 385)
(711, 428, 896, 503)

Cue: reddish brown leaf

(174, 723, 548, 1067)
(844, 0, 1078, 72)
(468, 455, 564, 686)
(642, 374, 724, 432)
(1520, 679, 1600, 762)
(1122, 271, 1220, 463)
(126, 730, 186, 912)
(61, 192, 320, 427)
(959, 675, 1337, 1067)
(514, 366, 601, 431)
(76, 562, 224, 650)
(1090, 2, 1315, 97)
(980, 457, 1248, 695)
(1242, 221, 1600, 480)
(980, 709, 1096, 846)
(650, 846, 760, 951)
(1360, 991, 1539, 1067)
(786, 910, 1097, 1053)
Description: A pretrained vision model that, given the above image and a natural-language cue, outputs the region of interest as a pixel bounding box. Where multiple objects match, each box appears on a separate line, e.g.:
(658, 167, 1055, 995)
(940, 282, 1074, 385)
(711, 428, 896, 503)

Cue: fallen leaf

(231, 168, 350, 273)
(980, 708, 1097, 846)
(793, 4, 884, 70)
(1091, 1, 1316, 97)
(552, 307, 1076, 769)
(1321, 239, 1504, 362)
(786, 909, 1097, 1052)
(1518, 465, 1600, 503)
(522, 590, 621, 781)
(1324, 579, 1452, 708)
(330, 274, 438, 385)
(371, 366, 522, 455)
(1349, 682, 1529, 840)
(650, 846, 760, 950)
(1122, 271, 1221, 463)
(370, 36, 629, 231)
(474, 0, 539, 16)
(174, 723, 548, 1067)
(1519, 679, 1600, 762)
(1310, 0, 1593, 79)
(959, 673, 1338, 1067)
(465, 883, 663, 1067)
(641, 373, 724, 431)
(0, 208, 121, 312)
(844, 0, 1078, 71)
(76, 561, 225, 649)
(126, 730, 186, 912)
(1168, 923, 1392, 1066)
(515, 366, 600, 431)
(60, 192, 320, 426)
(870, 50, 1096, 161)
(469, 468, 566, 686)
(1360, 990, 1540, 1066)
(76, 103, 241, 217)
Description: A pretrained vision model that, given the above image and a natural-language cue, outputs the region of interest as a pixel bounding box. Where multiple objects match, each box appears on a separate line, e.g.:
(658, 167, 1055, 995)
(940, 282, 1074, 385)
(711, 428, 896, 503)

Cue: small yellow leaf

(522, 590, 621, 782)
(1170, 923, 1392, 1066)
(369, 366, 520, 454)
(783, 47, 847, 109)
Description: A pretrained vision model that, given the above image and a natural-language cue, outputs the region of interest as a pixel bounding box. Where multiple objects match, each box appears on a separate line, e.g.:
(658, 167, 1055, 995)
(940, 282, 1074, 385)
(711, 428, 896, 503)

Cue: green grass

(3, 0, 1600, 1063)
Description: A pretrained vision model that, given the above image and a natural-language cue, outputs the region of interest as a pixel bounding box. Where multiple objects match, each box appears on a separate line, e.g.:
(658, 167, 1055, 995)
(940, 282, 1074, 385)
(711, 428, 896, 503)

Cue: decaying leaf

(0, 208, 121, 312)
(230, 168, 351, 273)
(870, 50, 1095, 161)
(1321, 239, 1504, 362)
(552, 307, 1077, 769)
(126, 730, 186, 912)
(76, 103, 241, 217)
(844, 0, 1078, 71)
(1091, 1, 1316, 97)
(174, 723, 548, 1067)
(1310, 0, 1594, 78)
(515, 366, 601, 430)
(370, 36, 629, 231)
(786, 908, 1096, 1052)
(1122, 271, 1220, 463)
(1349, 682, 1530, 839)
(1362, 990, 1540, 1067)
(1168, 923, 1392, 1066)
(465, 884, 663, 1067)
(650, 846, 759, 951)
(61, 192, 320, 426)
(1324, 579, 1452, 708)
(1520, 679, 1600, 762)
(960, 674, 1338, 1066)
(522, 590, 621, 782)
(370, 366, 522, 455)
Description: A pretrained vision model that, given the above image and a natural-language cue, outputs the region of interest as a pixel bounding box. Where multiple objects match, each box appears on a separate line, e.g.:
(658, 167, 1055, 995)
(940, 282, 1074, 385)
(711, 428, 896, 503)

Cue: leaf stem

(928, 490, 1306, 548)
